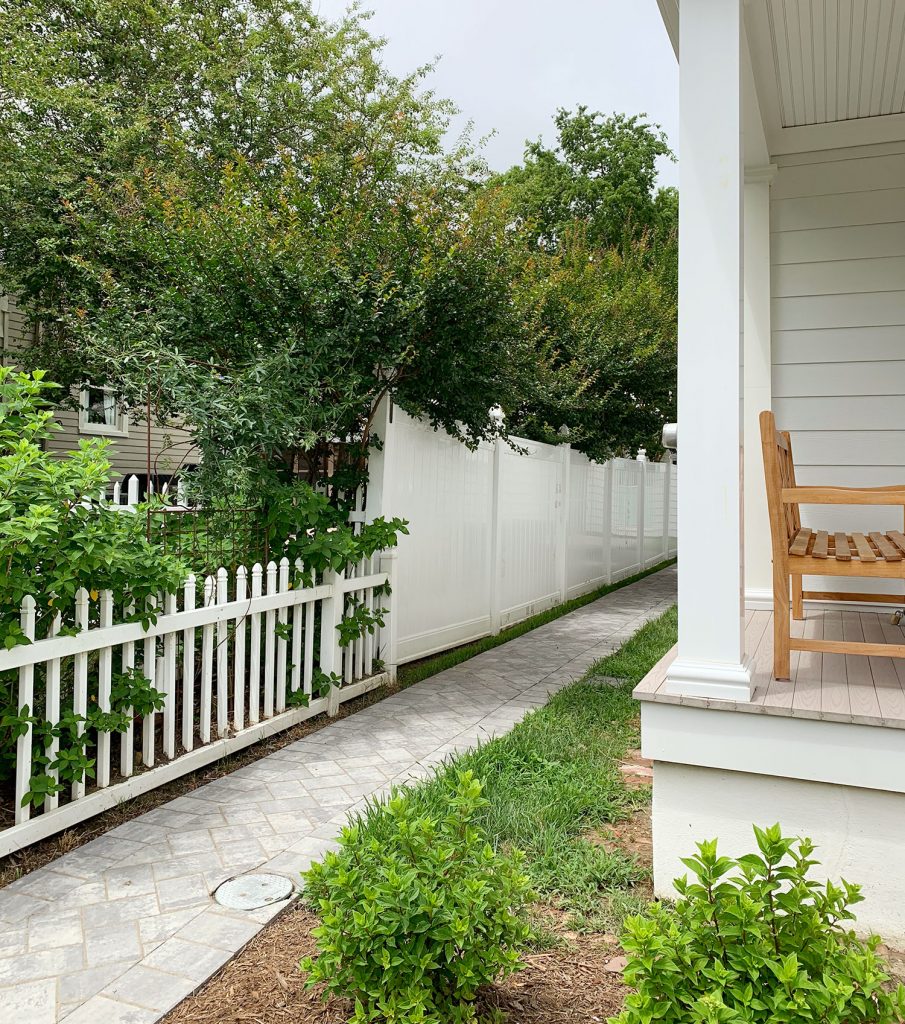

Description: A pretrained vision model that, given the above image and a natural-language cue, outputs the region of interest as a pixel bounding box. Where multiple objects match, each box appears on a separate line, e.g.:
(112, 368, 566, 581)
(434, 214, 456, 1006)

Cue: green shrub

(612, 824, 905, 1024)
(301, 770, 534, 1023)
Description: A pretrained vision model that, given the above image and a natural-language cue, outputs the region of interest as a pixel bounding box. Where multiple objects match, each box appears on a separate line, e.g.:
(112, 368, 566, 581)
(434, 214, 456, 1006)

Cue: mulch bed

(162, 901, 632, 1024)
(162, 761, 655, 1024)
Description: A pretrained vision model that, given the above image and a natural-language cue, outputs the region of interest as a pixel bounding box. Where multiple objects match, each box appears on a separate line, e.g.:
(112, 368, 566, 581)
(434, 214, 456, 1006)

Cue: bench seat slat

(889, 531, 905, 556)
(851, 532, 877, 562)
(834, 532, 852, 561)
(789, 528, 812, 557)
(870, 532, 903, 562)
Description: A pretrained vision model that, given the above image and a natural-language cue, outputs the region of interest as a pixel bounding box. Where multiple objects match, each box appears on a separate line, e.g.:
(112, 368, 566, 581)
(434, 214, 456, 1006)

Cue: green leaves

(301, 770, 534, 1024)
(611, 825, 905, 1024)
(0, 368, 183, 792)
(492, 108, 676, 253)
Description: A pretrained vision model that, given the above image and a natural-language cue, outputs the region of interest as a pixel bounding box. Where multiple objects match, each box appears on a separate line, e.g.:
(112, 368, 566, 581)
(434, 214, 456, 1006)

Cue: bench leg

(792, 575, 804, 621)
(773, 564, 791, 681)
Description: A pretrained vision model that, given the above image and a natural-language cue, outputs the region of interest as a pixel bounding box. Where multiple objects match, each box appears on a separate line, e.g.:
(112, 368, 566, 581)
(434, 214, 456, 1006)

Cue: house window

(79, 387, 129, 437)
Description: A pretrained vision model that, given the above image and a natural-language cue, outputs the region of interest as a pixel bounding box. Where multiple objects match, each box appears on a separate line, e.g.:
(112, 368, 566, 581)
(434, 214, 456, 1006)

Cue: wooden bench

(760, 410, 905, 680)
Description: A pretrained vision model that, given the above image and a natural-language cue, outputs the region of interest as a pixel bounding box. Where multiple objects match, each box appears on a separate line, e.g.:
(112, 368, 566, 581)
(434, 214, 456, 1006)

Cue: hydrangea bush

(612, 824, 905, 1024)
(302, 771, 534, 1023)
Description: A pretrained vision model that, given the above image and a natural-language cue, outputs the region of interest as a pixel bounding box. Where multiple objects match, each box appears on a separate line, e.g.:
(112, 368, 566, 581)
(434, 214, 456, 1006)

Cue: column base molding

(663, 654, 753, 702)
(744, 587, 773, 610)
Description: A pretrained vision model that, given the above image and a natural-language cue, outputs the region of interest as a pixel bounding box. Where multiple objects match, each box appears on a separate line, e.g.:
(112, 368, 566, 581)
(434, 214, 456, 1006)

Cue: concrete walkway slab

(0, 565, 676, 1024)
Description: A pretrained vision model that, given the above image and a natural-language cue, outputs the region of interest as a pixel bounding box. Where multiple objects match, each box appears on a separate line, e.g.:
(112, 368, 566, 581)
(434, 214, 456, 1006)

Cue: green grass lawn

(345, 604, 678, 933)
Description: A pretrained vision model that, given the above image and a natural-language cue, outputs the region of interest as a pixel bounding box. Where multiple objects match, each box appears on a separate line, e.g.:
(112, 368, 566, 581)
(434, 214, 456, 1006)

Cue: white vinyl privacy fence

(366, 403, 677, 664)
(1, 556, 392, 856)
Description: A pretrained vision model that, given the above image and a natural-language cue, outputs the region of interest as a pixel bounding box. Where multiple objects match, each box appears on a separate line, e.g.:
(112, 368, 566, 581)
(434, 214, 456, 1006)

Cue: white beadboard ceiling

(765, 0, 905, 127)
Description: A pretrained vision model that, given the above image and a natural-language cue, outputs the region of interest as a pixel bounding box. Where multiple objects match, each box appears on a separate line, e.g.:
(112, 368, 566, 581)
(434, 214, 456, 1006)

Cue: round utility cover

(214, 872, 294, 911)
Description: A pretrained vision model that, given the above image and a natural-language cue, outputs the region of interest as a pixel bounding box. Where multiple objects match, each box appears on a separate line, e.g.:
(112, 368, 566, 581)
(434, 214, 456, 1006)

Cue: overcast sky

(312, 1, 679, 187)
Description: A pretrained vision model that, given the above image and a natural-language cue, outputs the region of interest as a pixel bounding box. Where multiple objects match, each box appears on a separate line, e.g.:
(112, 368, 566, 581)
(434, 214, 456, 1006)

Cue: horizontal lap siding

(771, 144, 905, 597)
(44, 409, 200, 476)
(2, 295, 199, 474)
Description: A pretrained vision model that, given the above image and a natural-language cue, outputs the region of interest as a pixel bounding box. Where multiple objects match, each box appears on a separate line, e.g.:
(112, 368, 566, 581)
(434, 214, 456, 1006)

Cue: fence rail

(1, 555, 393, 856)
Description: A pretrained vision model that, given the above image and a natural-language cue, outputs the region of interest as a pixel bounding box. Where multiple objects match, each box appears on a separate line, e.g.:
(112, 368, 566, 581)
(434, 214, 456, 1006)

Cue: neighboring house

(1, 295, 199, 492)
(640, 0, 905, 941)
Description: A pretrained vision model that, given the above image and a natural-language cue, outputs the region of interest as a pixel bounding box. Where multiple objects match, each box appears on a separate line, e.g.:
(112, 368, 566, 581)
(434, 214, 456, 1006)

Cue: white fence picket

(249, 564, 263, 725)
(290, 560, 303, 697)
(181, 576, 196, 752)
(96, 590, 114, 788)
(276, 558, 289, 713)
(234, 566, 247, 731)
(304, 583, 315, 697)
(120, 601, 135, 778)
(44, 612, 62, 812)
(216, 568, 229, 738)
(14, 596, 36, 824)
(264, 561, 277, 719)
(163, 591, 178, 758)
(72, 589, 90, 800)
(141, 596, 157, 768)
(364, 556, 375, 676)
(199, 577, 214, 744)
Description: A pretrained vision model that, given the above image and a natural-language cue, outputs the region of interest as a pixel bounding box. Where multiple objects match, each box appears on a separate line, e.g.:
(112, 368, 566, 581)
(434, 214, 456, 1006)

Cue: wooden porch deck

(635, 607, 905, 729)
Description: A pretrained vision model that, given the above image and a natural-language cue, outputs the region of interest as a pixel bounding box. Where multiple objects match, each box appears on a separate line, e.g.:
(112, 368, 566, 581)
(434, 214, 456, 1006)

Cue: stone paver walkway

(0, 566, 676, 1024)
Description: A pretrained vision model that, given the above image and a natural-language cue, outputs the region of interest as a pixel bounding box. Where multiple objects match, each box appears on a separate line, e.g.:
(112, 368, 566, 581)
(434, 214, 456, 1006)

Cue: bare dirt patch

(616, 749, 653, 791)
(588, 807, 653, 872)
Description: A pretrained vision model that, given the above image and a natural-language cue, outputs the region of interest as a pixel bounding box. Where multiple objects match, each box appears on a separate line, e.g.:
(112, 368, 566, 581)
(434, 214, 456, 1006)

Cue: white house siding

(770, 142, 905, 598)
(1, 295, 199, 478)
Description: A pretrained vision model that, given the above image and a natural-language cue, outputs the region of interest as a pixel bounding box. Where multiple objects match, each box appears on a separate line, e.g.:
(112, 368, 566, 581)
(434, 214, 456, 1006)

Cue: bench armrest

(782, 486, 905, 505)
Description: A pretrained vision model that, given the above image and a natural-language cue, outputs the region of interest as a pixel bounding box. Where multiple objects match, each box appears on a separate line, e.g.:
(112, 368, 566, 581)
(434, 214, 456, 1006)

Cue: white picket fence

(101, 474, 190, 509)
(367, 402, 677, 664)
(1, 555, 392, 856)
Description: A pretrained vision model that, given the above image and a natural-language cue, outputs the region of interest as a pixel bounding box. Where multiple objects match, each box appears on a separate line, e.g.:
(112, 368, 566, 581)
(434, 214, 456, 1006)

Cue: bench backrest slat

(760, 410, 800, 564)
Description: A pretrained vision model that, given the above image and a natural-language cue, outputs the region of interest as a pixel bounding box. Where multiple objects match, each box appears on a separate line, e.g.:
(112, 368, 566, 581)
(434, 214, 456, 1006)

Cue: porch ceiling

(764, 0, 905, 128)
(657, 0, 905, 155)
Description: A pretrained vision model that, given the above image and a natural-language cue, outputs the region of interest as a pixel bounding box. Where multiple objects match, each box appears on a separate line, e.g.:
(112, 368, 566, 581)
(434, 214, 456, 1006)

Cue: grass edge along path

(312, 604, 679, 934)
(397, 558, 677, 689)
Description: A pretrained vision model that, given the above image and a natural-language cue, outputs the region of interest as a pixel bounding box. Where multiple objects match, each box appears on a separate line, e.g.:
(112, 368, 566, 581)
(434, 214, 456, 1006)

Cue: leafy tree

(489, 108, 678, 459)
(509, 228, 676, 461)
(0, 0, 536, 500)
(493, 107, 677, 252)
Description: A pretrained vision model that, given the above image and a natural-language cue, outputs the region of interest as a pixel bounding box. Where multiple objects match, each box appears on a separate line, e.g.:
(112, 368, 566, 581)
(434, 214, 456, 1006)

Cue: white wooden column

(743, 168, 776, 607)
(665, 0, 751, 701)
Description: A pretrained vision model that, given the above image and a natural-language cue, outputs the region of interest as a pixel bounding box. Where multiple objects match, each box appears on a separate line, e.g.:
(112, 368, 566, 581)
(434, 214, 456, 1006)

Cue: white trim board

(744, 588, 905, 614)
(641, 700, 905, 795)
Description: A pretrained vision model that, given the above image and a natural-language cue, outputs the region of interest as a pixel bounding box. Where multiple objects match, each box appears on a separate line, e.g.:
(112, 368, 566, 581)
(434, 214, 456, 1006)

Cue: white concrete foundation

(653, 761, 905, 944)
